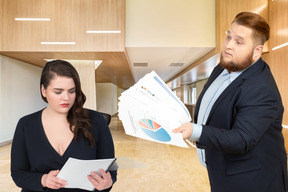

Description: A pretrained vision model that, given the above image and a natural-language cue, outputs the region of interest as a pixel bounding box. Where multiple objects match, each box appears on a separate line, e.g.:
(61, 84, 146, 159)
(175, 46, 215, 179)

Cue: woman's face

(41, 75, 76, 115)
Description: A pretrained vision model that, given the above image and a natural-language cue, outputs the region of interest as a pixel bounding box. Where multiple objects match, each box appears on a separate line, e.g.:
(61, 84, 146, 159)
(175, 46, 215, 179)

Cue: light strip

(283, 125, 288, 129)
(272, 42, 288, 51)
(15, 18, 50, 21)
(86, 30, 121, 34)
(41, 42, 76, 45)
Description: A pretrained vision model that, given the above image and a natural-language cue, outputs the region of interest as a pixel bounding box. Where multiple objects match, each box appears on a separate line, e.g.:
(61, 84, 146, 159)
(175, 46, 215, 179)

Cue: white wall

(0, 55, 47, 144)
(96, 83, 118, 115)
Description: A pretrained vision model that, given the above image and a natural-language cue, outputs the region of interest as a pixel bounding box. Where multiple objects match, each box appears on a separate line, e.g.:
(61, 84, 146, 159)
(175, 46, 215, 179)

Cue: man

(173, 12, 288, 192)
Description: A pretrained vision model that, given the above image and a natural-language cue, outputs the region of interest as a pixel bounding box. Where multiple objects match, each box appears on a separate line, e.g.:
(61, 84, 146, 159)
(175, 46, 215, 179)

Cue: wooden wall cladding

(265, 0, 288, 152)
(0, 0, 125, 51)
(217, 0, 269, 52)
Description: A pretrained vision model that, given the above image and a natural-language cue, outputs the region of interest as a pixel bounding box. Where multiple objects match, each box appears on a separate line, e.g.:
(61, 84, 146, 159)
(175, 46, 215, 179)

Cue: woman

(11, 60, 117, 192)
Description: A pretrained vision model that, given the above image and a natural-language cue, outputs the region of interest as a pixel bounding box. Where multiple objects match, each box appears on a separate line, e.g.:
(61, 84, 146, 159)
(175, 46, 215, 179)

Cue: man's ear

(253, 45, 264, 61)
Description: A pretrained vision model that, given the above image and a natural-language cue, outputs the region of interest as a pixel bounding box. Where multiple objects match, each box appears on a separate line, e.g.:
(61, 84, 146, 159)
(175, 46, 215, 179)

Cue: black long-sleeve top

(11, 109, 117, 192)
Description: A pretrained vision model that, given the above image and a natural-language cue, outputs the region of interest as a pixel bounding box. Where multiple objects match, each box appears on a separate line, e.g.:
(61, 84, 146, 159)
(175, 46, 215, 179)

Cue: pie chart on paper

(138, 119, 171, 142)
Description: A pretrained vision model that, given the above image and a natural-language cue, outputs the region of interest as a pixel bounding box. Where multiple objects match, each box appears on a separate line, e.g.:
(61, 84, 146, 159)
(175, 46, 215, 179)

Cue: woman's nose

(62, 92, 69, 100)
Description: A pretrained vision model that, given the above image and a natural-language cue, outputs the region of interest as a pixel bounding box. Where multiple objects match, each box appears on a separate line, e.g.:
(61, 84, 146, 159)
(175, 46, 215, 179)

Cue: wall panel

(0, 0, 125, 51)
(264, 0, 288, 151)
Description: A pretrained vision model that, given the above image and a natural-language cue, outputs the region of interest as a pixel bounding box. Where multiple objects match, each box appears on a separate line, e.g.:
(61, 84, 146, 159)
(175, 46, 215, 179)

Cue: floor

(0, 116, 210, 192)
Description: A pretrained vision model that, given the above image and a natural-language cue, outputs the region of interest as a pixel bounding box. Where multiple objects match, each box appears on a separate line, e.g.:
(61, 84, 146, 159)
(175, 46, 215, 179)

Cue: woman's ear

(41, 85, 47, 97)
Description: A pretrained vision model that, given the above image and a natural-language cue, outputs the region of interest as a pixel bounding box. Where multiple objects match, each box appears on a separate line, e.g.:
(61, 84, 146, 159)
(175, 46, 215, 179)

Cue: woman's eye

(55, 92, 61, 94)
(69, 90, 75, 94)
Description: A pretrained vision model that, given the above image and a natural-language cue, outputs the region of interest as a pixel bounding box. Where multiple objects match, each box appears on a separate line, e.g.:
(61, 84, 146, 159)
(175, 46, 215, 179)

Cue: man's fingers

(173, 127, 182, 133)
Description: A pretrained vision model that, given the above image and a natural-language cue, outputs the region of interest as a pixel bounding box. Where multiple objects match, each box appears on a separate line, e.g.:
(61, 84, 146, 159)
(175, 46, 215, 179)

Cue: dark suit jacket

(195, 58, 288, 192)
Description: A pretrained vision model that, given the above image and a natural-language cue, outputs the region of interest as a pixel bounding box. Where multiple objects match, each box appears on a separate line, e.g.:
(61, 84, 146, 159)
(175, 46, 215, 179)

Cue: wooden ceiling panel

(0, 51, 135, 89)
(1, 0, 125, 52)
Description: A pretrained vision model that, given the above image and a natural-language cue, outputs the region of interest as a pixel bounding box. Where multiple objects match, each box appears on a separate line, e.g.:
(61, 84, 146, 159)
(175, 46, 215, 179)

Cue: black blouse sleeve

(90, 110, 117, 191)
(10, 117, 45, 191)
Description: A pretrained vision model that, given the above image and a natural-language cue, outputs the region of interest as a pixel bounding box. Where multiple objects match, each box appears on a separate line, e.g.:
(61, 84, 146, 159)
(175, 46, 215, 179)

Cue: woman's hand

(88, 169, 113, 191)
(41, 170, 67, 189)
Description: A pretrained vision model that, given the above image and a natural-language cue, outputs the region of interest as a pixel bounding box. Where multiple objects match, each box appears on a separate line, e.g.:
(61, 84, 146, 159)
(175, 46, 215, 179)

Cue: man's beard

(220, 52, 253, 72)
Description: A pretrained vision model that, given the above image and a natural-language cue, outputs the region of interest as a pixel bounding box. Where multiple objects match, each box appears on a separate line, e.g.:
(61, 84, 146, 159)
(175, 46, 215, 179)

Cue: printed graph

(138, 119, 171, 142)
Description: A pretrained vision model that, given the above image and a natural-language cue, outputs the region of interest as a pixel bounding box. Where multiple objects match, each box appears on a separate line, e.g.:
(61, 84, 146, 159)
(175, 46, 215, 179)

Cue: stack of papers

(118, 71, 191, 148)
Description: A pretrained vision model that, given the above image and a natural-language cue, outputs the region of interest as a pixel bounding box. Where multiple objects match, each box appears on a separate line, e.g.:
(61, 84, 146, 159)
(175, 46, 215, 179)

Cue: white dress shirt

(189, 68, 244, 167)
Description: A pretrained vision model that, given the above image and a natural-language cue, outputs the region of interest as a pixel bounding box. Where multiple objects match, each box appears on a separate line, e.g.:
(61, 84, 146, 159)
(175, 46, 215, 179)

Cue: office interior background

(0, 0, 287, 191)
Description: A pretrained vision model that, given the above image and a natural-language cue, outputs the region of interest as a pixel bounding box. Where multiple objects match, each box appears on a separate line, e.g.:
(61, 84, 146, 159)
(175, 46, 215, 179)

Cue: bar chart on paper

(138, 119, 171, 142)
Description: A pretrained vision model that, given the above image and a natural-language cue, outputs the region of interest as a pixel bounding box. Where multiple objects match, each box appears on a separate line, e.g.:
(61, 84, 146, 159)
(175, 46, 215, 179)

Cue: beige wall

(126, 0, 215, 47)
(96, 83, 118, 115)
(70, 60, 97, 110)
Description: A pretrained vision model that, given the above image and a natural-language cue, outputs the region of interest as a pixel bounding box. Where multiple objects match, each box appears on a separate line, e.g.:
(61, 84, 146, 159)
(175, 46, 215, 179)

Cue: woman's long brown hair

(40, 60, 94, 147)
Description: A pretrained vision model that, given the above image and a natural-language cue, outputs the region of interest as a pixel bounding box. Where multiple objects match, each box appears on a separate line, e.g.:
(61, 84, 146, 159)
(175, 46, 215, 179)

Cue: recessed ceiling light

(133, 63, 148, 67)
(15, 18, 50, 21)
(86, 30, 121, 34)
(169, 63, 184, 67)
(41, 42, 76, 45)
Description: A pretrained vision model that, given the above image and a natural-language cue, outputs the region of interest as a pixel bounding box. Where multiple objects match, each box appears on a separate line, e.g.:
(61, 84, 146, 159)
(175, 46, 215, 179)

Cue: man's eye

(226, 35, 231, 40)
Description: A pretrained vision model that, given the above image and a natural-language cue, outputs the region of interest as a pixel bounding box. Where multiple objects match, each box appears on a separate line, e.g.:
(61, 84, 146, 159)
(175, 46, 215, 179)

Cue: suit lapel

(205, 58, 266, 123)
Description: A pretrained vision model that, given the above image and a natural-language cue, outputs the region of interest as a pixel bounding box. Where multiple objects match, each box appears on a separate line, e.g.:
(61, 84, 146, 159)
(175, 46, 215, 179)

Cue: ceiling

(0, 0, 216, 90)
(126, 47, 214, 83)
(0, 46, 215, 90)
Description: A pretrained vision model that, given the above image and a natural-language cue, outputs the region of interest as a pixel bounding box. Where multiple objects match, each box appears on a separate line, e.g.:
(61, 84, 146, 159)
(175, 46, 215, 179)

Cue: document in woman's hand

(57, 157, 117, 191)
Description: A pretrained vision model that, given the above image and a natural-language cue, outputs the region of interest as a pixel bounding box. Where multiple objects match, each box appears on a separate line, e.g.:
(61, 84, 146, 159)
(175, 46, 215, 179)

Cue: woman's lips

(60, 103, 69, 107)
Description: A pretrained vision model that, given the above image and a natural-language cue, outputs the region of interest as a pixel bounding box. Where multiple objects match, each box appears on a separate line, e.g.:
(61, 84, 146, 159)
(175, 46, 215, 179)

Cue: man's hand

(173, 122, 193, 139)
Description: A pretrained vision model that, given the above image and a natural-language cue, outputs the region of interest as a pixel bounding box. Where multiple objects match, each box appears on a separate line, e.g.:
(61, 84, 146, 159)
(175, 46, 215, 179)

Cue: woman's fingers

(41, 170, 67, 189)
(88, 169, 112, 191)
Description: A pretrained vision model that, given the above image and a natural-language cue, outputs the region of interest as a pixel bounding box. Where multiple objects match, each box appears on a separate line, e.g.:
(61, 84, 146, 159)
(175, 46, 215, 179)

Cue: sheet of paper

(118, 71, 191, 148)
(57, 157, 116, 191)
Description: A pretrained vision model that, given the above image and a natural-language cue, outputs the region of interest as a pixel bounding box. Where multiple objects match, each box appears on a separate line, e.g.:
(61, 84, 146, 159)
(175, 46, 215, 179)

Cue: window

(188, 84, 197, 104)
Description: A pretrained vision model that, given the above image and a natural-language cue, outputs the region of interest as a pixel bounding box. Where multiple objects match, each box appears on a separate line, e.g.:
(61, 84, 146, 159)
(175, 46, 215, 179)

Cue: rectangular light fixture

(94, 60, 103, 69)
(15, 18, 50, 21)
(44, 59, 103, 70)
(272, 42, 288, 51)
(86, 30, 121, 34)
(41, 42, 76, 45)
(283, 125, 288, 129)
